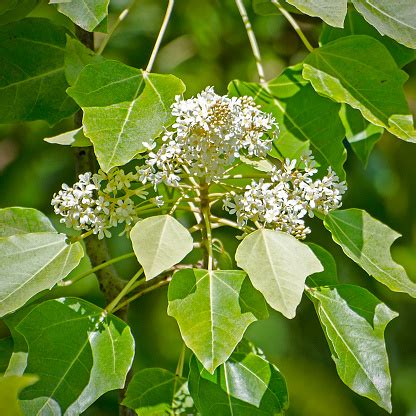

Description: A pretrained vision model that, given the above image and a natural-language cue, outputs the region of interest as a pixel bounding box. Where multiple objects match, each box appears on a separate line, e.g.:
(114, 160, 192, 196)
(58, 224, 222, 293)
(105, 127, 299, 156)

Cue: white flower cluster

(223, 153, 347, 239)
(139, 87, 278, 186)
(51, 168, 156, 239)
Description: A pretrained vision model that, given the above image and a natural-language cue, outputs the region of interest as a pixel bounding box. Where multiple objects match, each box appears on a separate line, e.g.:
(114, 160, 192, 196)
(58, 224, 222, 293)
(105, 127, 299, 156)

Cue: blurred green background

(1, 0, 416, 415)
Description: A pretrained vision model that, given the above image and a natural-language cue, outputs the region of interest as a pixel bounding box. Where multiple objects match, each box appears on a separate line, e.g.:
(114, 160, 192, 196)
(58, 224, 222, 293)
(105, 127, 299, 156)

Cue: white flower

(139, 87, 279, 186)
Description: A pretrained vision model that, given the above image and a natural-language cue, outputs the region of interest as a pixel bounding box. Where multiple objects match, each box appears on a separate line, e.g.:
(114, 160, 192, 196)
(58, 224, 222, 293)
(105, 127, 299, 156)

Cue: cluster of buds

(223, 153, 347, 239)
(138, 87, 278, 186)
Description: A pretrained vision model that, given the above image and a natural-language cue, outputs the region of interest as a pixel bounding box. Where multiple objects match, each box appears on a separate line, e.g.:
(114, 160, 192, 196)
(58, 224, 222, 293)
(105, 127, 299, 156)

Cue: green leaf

(229, 65, 347, 179)
(188, 349, 288, 415)
(0, 375, 38, 416)
(320, 9, 416, 68)
(5, 297, 135, 415)
(303, 35, 416, 142)
(67, 60, 186, 172)
(122, 368, 185, 415)
(0, 207, 55, 237)
(64, 36, 104, 86)
(0, 232, 83, 316)
(0, 0, 39, 25)
(0, 337, 14, 373)
(352, 0, 416, 49)
(286, 0, 347, 27)
(309, 285, 398, 412)
(235, 229, 323, 318)
(306, 243, 338, 287)
(168, 269, 268, 373)
(130, 215, 193, 281)
(340, 105, 383, 167)
(324, 208, 416, 297)
(0, 18, 78, 125)
(44, 127, 92, 147)
(52, 0, 110, 32)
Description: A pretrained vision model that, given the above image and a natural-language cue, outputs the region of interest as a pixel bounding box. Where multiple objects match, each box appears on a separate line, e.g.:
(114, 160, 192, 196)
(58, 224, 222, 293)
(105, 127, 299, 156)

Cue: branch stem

(200, 182, 213, 271)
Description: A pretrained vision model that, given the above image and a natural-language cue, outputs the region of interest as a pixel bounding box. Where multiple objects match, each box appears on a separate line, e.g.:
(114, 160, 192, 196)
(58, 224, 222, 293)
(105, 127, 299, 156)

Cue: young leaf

(306, 243, 338, 287)
(44, 127, 92, 147)
(0, 207, 55, 237)
(235, 229, 323, 318)
(188, 349, 288, 415)
(303, 35, 416, 142)
(340, 105, 383, 167)
(5, 297, 135, 415)
(130, 215, 193, 281)
(67, 60, 186, 172)
(64, 36, 104, 86)
(309, 285, 398, 412)
(52, 0, 110, 32)
(122, 368, 186, 415)
(0, 375, 38, 416)
(320, 9, 416, 68)
(286, 0, 347, 28)
(352, 0, 416, 49)
(0, 210, 83, 316)
(229, 65, 347, 179)
(167, 269, 268, 373)
(0, 18, 78, 125)
(324, 209, 416, 297)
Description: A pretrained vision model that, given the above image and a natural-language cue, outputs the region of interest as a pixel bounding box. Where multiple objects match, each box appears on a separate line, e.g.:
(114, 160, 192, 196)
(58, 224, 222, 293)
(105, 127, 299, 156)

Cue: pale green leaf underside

(6, 297, 135, 415)
(0, 375, 38, 416)
(324, 209, 416, 297)
(0, 18, 77, 125)
(310, 285, 397, 412)
(0, 233, 83, 316)
(130, 215, 193, 280)
(303, 35, 416, 142)
(352, 0, 416, 49)
(287, 0, 347, 27)
(54, 0, 109, 32)
(44, 127, 91, 147)
(0, 207, 55, 237)
(189, 350, 288, 415)
(236, 229, 323, 318)
(168, 269, 268, 373)
(122, 368, 185, 415)
(229, 64, 347, 180)
(67, 60, 185, 172)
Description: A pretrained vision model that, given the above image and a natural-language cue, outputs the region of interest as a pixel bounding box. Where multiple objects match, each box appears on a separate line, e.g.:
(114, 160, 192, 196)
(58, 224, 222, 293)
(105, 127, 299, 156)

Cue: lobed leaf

(324, 209, 416, 297)
(4, 297, 135, 415)
(309, 285, 397, 412)
(235, 229, 323, 318)
(67, 60, 186, 172)
(0, 18, 78, 125)
(188, 348, 288, 415)
(168, 269, 268, 373)
(130, 215, 193, 281)
(303, 35, 416, 142)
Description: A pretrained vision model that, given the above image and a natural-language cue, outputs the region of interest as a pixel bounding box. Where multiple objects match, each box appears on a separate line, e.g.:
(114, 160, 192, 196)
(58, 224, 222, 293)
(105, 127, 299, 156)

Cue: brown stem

(73, 26, 134, 416)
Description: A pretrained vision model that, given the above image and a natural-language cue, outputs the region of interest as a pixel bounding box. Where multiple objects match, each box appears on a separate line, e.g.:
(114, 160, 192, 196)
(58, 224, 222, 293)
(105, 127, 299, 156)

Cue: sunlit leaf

(309, 285, 398, 412)
(130, 215, 193, 281)
(352, 0, 416, 49)
(122, 368, 186, 415)
(189, 348, 288, 415)
(5, 297, 135, 415)
(320, 9, 416, 67)
(0, 375, 38, 416)
(229, 65, 347, 179)
(67, 60, 186, 172)
(303, 35, 416, 142)
(0, 18, 78, 125)
(324, 209, 416, 297)
(44, 127, 91, 147)
(168, 269, 268, 373)
(235, 229, 323, 318)
(52, 0, 110, 32)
